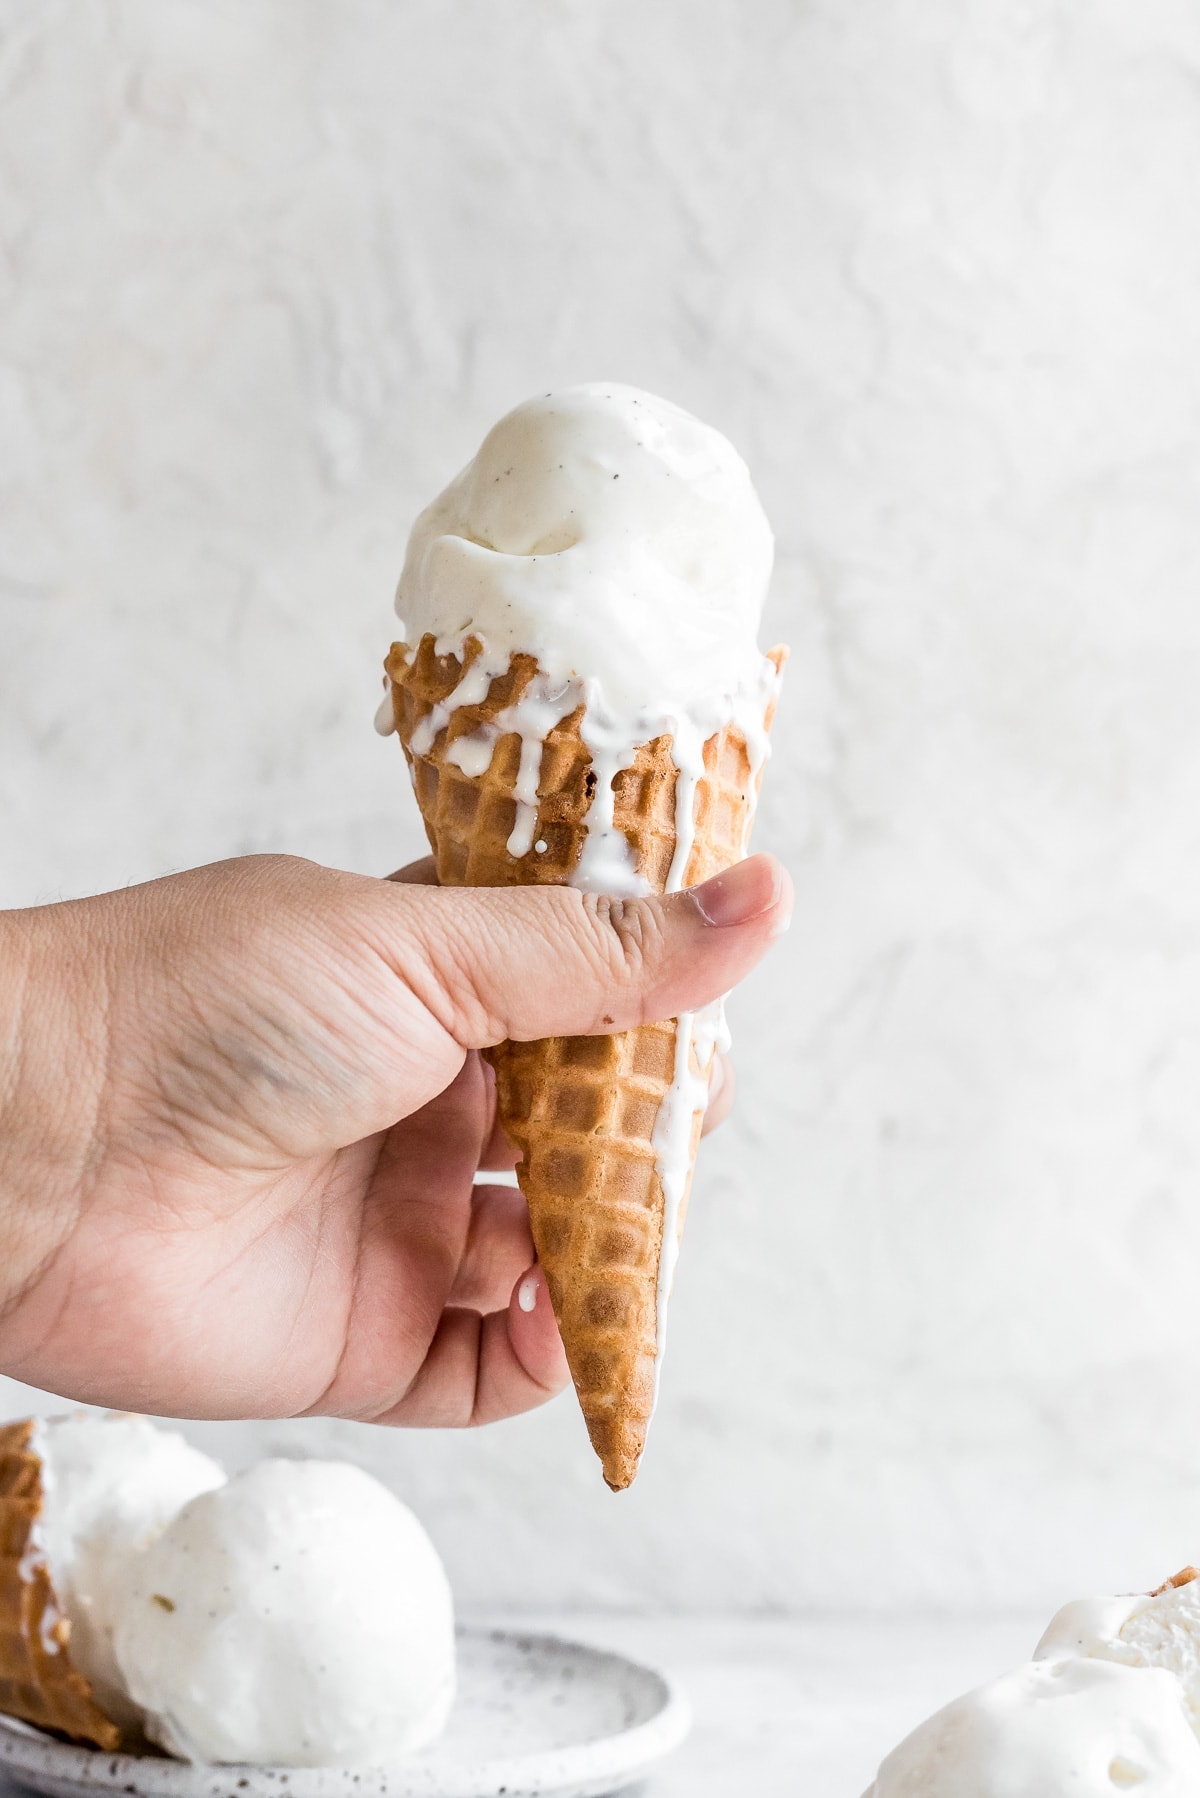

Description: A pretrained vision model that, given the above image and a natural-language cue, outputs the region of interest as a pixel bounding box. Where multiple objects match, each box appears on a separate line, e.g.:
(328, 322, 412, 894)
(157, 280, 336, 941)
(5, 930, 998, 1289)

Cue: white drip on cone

(373, 680, 396, 736)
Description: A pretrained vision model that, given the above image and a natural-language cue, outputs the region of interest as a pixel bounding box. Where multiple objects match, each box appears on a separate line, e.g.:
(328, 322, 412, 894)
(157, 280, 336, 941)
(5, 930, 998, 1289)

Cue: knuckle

(411, 911, 508, 1047)
(579, 893, 664, 981)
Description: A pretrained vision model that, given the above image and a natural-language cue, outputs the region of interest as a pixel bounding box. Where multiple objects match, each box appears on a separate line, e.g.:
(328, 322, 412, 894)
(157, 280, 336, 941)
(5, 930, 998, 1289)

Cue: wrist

(0, 901, 103, 1317)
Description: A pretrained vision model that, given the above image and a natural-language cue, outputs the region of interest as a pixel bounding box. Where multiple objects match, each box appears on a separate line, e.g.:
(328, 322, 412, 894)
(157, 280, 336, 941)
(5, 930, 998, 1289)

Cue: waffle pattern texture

(385, 634, 783, 1488)
(0, 1420, 120, 1750)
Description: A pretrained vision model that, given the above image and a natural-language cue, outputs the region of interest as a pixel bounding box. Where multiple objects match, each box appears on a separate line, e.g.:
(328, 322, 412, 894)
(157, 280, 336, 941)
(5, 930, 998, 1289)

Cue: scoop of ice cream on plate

(0, 1413, 224, 1746)
(29, 1411, 225, 1730)
(114, 1459, 454, 1766)
(0, 1415, 454, 1767)
(865, 1567, 1200, 1795)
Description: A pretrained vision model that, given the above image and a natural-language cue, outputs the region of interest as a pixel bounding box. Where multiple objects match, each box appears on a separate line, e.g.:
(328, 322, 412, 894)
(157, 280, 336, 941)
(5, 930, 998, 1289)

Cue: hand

(0, 852, 790, 1429)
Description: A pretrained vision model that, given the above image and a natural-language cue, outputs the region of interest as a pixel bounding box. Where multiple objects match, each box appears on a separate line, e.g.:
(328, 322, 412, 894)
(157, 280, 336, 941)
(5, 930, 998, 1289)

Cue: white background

(4, 0, 1200, 1620)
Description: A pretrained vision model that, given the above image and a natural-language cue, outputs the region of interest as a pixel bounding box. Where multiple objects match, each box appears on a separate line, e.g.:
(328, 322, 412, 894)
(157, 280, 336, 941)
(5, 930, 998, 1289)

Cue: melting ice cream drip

(392, 644, 780, 899)
(16, 1514, 63, 1657)
(661, 657, 780, 892)
(648, 999, 730, 1406)
(442, 727, 498, 779)
(494, 675, 579, 859)
(373, 680, 396, 736)
(22, 1423, 61, 1656)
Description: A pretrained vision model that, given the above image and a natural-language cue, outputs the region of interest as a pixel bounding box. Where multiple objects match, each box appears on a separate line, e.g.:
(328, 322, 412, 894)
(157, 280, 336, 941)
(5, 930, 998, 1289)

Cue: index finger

(388, 857, 438, 886)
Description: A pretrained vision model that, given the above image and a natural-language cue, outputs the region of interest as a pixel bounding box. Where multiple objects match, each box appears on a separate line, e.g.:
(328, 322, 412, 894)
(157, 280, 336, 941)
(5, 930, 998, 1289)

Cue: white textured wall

(5, 0, 1200, 1616)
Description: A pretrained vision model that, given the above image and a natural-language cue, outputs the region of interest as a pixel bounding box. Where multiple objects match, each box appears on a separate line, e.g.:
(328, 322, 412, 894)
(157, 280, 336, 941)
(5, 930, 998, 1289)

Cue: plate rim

(0, 1624, 691, 1798)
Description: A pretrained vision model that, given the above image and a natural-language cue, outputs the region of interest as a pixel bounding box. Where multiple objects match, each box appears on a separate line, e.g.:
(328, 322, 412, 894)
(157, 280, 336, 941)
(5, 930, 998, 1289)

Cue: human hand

(0, 852, 790, 1429)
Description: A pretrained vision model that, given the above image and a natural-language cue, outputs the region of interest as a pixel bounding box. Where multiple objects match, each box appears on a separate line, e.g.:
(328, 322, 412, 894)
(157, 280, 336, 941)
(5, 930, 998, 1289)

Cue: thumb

(370, 853, 792, 1048)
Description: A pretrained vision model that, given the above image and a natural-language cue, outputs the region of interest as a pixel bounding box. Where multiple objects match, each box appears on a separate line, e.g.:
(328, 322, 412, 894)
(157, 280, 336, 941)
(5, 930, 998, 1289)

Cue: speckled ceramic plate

(0, 1628, 689, 1798)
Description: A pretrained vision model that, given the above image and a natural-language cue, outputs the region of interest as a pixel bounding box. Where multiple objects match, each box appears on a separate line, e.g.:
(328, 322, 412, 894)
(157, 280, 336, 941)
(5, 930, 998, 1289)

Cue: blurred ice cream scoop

(32, 1413, 225, 1729)
(112, 1459, 455, 1766)
(865, 1657, 1200, 1796)
(865, 1569, 1200, 1796)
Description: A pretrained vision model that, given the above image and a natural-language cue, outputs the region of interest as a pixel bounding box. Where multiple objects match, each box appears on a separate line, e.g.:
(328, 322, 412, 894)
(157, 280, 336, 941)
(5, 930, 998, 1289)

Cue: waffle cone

(0, 1419, 120, 1749)
(1153, 1566, 1200, 1595)
(386, 634, 784, 1489)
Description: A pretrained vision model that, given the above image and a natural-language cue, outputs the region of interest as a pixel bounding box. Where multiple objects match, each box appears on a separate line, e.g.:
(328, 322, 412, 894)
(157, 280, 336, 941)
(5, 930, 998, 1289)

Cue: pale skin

(0, 851, 791, 1431)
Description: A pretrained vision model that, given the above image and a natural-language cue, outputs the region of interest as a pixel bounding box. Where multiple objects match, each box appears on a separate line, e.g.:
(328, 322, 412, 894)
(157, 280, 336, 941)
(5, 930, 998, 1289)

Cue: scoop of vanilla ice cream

(866, 1581, 1200, 1796)
(396, 383, 774, 716)
(1034, 1593, 1147, 1663)
(1037, 1580, 1200, 1739)
(866, 1658, 1200, 1797)
(111, 1459, 455, 1766)
(34, 1413, 225, 1727)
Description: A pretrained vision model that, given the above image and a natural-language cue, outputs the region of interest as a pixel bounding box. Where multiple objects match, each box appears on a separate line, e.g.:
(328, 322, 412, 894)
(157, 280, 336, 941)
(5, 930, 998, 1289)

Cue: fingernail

(708, 1053, 725, 1102)
(691, 855, 791, 931)
(517, 1272, 540, 1313)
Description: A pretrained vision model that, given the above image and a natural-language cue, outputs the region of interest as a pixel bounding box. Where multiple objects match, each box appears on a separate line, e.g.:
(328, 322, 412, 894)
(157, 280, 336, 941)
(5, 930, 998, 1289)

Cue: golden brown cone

(0, 1419, 121, 1749)
(1152, 1566, 1200, 1595)
(385, 634, 785, 1488)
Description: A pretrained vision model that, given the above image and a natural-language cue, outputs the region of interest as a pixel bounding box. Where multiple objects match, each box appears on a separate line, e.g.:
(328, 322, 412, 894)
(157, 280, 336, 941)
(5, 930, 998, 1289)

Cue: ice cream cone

(1153, 1567, 1200, 1595)
(0, 1419, 121, 1749)
(385, 633, 784, 1488)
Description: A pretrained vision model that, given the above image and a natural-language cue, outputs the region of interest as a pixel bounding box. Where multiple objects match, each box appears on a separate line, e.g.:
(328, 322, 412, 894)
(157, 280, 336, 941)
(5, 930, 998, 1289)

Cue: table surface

(0, 1612, 1043, 1798)
(539, 1613, 1040, 1795)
